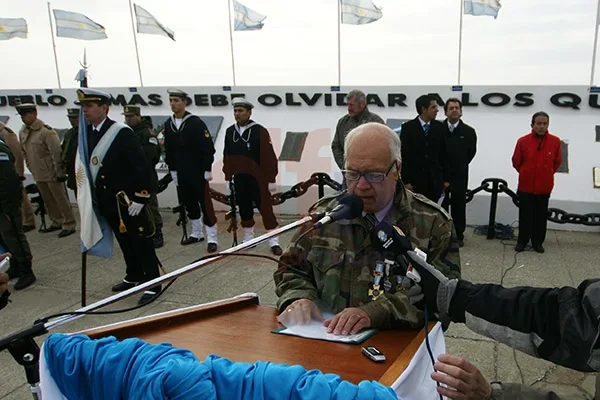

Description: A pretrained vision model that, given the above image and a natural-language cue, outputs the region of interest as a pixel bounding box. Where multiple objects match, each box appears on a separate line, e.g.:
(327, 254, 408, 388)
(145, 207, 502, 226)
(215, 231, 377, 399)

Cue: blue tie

(423, 123, 430, 134)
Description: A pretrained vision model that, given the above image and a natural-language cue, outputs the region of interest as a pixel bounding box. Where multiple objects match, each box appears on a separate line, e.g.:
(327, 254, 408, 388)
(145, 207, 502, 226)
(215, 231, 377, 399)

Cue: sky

(1, 0, 599, 89)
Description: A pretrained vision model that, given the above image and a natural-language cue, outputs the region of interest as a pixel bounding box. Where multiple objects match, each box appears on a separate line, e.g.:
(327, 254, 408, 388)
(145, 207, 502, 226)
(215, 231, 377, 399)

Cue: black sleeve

(450, 279, 600, 372)
(222, 129, 232, 181)
(163, 123, 174, 171)
(468, 127, 477, 164)
(192, 117, 215, 172)
(120, 129, 156, 203)
(0, 161, 21, 213)
(400, 122, 412, 184)
(438, 126, 449, 182)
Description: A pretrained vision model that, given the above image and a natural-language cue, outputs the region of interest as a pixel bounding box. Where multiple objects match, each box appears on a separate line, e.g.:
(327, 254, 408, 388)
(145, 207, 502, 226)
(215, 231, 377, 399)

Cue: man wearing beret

(60, 107, 80, 197)
(17, 103, 76, 238)
(223, 98, 281, 255)
(77, 88, 160, 305)
(122, 105, 164, 249)
(163, 89, 219, 253)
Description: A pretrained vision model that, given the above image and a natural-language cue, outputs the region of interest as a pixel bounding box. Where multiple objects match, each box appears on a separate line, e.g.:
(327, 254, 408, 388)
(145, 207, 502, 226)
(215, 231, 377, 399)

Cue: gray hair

(346, 89, 366, 104)
(343, 122, 402, 168)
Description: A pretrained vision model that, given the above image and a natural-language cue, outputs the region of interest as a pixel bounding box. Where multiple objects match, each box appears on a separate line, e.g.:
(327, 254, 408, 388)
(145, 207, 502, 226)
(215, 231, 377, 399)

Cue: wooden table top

(83, 296, 430, 385)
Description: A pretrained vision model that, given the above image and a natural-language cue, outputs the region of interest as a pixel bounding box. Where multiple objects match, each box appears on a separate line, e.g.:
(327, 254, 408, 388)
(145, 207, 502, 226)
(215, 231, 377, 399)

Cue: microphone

(370, 221, 422, 283)
(314, 194, 363, 228)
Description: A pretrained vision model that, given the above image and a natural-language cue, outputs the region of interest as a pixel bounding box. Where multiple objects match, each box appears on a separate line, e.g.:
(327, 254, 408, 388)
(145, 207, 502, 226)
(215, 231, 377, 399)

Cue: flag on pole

(133, 4, 175, 41)
(74, 105, 113, 258)
(341, 0, 383, 25)
(52, 9, 107, 40)
(0, 18, 27, 40)
(233, 0, 266, 31)
(464, 0, 501, 19)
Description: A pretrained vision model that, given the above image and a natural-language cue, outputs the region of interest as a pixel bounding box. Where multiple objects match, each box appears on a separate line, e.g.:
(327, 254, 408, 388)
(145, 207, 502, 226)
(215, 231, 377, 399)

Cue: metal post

(590, 0, 600, 87)
(487, 180, 499, 239)
(457, 0, 464, 85)
(318, 174, 325, 199)
(227, 0, 237, 86)
(128, 0, 144, 86)
(81, 252, 87, 306)
(337, 0, 342, 87)
(46, 2, 62, 88)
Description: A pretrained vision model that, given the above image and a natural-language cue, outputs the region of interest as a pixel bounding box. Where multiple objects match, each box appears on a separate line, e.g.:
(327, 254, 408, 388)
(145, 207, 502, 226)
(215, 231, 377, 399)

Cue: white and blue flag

(75, 107, 113, 258)
(233, 0, 266, 31)
(0, 18, 27, 40)
(53, 9, 107, 40)
(341, 0, 383, 25)
(134, 4, 175, 41)
(464, 0, 501, 19)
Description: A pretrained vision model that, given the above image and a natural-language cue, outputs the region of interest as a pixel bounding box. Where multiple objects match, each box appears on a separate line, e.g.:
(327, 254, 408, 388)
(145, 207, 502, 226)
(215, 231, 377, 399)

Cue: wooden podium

(81, 295, 432, 386)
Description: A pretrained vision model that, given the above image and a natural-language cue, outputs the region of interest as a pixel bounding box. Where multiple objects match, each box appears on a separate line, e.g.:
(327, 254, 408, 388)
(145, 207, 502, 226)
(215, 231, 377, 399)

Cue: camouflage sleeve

(274, 225, 319, 312)
(361, 289, 424, 329)
(426, 212, 462, 279)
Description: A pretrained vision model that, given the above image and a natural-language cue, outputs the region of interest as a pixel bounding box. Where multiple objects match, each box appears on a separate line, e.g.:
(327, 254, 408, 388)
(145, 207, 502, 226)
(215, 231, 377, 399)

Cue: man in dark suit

(78, 88, 160, 305)
(441, 98, 477, 247)
(400, 95, 448, 202)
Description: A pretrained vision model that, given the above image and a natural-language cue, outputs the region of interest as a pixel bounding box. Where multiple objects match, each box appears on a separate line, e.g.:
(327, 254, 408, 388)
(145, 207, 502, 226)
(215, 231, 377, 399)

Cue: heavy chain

(209, 173, 339, 207)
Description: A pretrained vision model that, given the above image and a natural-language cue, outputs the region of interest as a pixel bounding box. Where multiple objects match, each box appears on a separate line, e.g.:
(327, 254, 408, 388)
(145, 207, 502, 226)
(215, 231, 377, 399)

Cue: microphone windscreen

(338, 194, 364, 219)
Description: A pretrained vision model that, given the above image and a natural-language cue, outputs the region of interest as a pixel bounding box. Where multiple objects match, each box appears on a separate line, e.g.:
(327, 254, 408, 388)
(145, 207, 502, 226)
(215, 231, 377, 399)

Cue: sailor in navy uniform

(163, 89, 219, 253)
(78, 88, 160, 305)
(223, 98, 282, 255)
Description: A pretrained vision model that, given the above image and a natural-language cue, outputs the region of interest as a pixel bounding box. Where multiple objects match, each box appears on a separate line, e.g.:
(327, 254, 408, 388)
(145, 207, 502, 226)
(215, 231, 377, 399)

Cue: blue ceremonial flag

(233, 0, 266, 31)
(53, 9, 107, 40)
(0, 18, 28, 40)
(341, 0, 383, 25)
(464, 0, 501, 19)
(75, 97, 113, 258)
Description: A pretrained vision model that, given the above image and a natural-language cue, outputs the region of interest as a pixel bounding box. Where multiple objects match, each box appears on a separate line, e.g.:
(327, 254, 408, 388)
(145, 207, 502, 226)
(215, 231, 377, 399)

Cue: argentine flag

(341, 0, 383, 25)
(0, 18, 28, 40)
(75, 106, 113, 258)
(464, 0, 501, 19)
(53, 9, 107, 40)
(233, 0, 266, 31)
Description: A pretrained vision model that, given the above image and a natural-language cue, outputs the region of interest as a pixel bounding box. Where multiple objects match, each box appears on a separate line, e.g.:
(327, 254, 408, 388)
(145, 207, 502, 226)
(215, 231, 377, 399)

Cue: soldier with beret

(223, 98, 281, 255)
(122, 105, 164, 249)
(77, 88, 160, 305)
(163, 89, 218, 252)
(60, 107, 80, 197)
(17, 103, 76, 237)
(0, 120, 36, 232)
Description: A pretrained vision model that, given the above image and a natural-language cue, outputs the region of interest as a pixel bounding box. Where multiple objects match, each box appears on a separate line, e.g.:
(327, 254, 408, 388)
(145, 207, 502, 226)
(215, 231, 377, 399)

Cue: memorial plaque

(279, 131, 309, 162)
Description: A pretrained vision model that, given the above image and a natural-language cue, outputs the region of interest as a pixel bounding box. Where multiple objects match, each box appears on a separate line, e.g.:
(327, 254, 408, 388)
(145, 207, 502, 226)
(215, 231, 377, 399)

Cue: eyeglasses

(341, 162, 397, 183)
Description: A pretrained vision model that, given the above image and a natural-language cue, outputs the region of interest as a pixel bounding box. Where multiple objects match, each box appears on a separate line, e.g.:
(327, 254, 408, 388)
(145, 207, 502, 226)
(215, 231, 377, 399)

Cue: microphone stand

(0, 214, 315, 400)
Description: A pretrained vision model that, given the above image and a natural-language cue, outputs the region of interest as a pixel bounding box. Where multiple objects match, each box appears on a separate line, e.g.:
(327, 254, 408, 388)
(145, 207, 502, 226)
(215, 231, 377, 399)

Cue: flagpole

(337, 0, 342, 87)
(227, 0, 237, 86)
(591, 0, 600, 87)
(47, 2, 62, 88)
(128, 0, 144, 86)
(457, 0, 464, 85)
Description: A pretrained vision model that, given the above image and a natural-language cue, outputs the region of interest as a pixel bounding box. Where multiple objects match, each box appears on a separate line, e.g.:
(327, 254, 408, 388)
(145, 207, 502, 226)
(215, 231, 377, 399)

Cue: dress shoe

(111, 280, 139, 292)
(58, 229, 76, 238)
(207, 242, 218, 253)
(270, 245, 283, 256)
(40, 226, 61, 233)
(533, 244, 545, 254)
(457, 238, 465, 248)
(514, 242, 526, 252)
(138, 286, 162, 305)
(181, 236, 205, 246)
(153, 231, 164, 249)
(22, 225, 35, 233)
(14, 273, 36, 290)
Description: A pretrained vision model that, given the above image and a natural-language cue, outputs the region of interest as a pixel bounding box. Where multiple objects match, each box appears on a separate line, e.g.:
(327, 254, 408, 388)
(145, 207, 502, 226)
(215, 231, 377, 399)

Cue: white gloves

(170, 171, 178, 186)
(225, 181, 231, 196)
(204, 171, 213, 181)
(128, 202, 144, 217)
(268, 182, 277, 193)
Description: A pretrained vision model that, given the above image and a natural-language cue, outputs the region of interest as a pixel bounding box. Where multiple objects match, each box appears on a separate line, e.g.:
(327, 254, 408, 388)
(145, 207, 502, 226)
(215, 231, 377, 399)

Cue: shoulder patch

(48, 130, 57, 136)
(412, 192, 451, 220)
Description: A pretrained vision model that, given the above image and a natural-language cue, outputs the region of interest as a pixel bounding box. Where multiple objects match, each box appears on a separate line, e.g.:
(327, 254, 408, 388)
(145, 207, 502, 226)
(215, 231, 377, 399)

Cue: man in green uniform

(60, 107, 80, 197)
(122, 106, 164, 248)
(275, 122, 461, 335)
(0, 136, 36, 290)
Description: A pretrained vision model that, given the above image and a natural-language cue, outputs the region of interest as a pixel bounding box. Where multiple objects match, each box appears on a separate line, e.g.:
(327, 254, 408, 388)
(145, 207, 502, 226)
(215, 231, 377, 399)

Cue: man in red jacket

(512, 111, 562, 253)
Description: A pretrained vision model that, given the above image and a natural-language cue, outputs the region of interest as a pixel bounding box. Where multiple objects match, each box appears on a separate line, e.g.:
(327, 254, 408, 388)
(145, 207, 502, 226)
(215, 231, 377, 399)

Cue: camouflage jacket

(331, 107, 384, 169)
(274, 183, 461, 329)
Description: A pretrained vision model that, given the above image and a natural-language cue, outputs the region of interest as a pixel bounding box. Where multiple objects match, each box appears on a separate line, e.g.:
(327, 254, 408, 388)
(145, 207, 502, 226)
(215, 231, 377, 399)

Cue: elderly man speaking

(275, 123, 461, 335)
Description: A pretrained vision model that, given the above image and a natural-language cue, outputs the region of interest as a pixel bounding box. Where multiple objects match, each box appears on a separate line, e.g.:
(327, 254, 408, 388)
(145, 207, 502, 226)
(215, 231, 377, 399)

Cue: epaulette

(44, 124, 53, 130)
(307, 189, 347, 213)
(411, 192, 452, 220)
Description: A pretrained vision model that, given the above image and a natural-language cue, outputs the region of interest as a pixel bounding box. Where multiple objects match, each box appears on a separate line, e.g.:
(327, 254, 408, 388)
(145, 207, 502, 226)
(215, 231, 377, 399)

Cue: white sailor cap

(232, 98, 254, 110)
(167, 89, 188, 99)
(77, 88, 111, 104)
